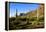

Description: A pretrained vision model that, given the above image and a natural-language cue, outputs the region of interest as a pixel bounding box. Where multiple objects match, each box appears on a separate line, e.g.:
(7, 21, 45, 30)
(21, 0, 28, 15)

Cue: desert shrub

(9, 22, 15, 30)
(13, 21, 20, 25)
(19, 18, 26, 21)
(39, 16, 44, 22)
(9, 17, 16, 22)
(30, 17, 37, 21)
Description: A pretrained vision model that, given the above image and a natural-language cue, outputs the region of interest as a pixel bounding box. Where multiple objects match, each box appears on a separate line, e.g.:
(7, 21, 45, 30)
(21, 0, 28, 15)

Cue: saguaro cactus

(16, 9, 18, 17)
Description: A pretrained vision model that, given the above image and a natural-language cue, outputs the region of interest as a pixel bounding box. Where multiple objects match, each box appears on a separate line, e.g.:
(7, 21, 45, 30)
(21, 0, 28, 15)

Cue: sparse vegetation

(9, 4, 44, 30)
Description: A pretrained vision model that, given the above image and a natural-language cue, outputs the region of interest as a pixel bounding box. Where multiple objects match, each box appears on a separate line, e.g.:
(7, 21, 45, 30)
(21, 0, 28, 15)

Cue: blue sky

(9, 3, 40, 17)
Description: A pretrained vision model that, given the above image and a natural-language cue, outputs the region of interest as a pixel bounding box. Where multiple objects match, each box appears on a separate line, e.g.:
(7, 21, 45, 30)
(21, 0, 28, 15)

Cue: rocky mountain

(25, 4, 44, 18)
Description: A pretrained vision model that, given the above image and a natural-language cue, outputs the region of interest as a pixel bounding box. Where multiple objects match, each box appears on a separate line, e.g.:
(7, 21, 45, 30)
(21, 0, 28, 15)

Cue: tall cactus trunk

(16, 9, 18, 18)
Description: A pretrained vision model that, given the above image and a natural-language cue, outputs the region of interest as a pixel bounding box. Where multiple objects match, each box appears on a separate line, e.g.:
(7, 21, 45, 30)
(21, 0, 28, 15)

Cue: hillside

(26, 4, 44, 18)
